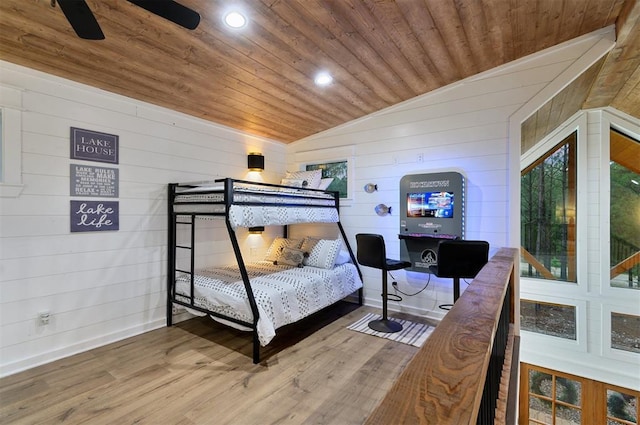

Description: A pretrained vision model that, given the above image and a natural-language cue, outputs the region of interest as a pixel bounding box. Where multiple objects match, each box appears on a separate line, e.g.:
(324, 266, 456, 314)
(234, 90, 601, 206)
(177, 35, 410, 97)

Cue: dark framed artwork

(305, 160, 348, 198)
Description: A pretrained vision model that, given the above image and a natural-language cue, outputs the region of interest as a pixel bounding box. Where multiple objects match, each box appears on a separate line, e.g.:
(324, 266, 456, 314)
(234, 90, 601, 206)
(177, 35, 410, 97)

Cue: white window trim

(520, 112, 589, 295)
(520, 294, 588, 353)
(0, 85, 23, 198)
(602, 303, 640, 361)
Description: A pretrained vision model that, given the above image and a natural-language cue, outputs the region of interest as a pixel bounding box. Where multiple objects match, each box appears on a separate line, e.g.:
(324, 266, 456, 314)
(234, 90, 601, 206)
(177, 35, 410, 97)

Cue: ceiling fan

(51, 0, 201, 40)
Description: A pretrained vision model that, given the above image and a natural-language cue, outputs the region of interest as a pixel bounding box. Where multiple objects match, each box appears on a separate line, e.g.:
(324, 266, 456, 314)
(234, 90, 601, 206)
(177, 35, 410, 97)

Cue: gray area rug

(347, 313, 434, 347)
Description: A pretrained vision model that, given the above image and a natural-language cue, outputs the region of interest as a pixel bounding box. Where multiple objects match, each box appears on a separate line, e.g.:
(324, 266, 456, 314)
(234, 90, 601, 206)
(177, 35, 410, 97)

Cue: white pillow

(280, 178, 305, 188)
(334, 249, 351, 265)
(284, 169, 322, 189)
(303, 239, 342, 269)
(264, 237, 303, 262)
(318, 178, 334, 190)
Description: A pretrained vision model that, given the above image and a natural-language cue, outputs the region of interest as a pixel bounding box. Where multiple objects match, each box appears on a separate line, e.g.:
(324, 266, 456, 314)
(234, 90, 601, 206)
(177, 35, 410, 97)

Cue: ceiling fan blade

(127, 0, 200, 30)
(56, 0, 105, 40)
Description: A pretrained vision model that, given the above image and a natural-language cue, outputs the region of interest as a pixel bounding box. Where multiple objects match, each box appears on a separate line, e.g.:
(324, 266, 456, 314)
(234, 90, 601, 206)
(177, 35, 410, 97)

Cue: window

(521, 299, 576, 340)
(611, 312, 640, 354)
(521, 131, 577, 282)
(520, 363, 640, 424)
(0, 85, 24, 198)
(609, 129, 640, 290)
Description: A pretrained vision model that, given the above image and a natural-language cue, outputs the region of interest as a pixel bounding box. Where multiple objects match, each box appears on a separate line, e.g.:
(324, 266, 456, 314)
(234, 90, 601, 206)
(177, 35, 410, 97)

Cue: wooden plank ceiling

(0, 0, 637, 143)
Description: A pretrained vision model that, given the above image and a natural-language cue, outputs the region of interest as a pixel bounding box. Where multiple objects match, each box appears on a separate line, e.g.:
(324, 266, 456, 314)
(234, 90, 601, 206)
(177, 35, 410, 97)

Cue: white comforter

(175, 261, 362, 345)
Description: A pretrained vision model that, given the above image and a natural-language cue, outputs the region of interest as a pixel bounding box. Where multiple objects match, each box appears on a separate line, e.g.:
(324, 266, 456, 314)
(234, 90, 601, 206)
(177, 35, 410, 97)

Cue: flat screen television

(407, 191, 454, 218)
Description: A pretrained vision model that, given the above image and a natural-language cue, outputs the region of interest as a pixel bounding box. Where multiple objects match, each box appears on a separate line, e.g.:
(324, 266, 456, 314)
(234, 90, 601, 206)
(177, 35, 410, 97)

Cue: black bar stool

(429, 239, 489, 309)
(356, 233, 411, 333)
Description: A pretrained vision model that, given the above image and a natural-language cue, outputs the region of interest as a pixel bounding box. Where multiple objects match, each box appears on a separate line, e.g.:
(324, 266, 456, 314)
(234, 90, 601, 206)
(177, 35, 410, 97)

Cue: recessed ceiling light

(314, 72, 333, 86)
(224, 11, 246, 28)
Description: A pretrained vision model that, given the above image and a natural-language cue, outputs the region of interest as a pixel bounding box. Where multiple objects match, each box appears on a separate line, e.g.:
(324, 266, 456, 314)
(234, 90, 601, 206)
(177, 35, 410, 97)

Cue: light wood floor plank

(0, 303, 436, 425)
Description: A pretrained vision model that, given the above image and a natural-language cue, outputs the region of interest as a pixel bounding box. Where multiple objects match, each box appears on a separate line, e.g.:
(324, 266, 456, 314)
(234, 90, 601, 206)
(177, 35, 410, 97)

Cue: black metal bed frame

(167, 178, 363, 363)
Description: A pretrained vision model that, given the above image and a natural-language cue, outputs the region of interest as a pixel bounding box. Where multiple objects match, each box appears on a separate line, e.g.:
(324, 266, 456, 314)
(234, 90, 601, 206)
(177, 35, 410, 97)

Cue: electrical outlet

(38, 311, 50, 325)
(417, 153, 424, 163)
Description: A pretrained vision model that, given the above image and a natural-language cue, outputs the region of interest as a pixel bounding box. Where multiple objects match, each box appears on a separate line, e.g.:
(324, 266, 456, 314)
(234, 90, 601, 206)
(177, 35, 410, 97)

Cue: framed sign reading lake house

(70, 127, 119, 164)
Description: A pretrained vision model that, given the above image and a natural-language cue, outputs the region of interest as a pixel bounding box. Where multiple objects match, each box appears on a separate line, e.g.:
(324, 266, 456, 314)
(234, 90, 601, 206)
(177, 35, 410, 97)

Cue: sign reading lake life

(70, 164, 119, 197)
(70, 200, 119, 233)
(70, 127, 119, 164)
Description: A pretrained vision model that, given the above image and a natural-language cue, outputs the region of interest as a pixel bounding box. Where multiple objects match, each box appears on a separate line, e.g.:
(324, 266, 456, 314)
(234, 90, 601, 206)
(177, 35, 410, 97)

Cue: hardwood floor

(0, 303, 434, 424)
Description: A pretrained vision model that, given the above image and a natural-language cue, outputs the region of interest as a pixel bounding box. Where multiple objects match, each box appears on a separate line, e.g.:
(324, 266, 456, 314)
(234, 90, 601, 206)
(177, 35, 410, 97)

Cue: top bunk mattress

(171, 180, 339, 228)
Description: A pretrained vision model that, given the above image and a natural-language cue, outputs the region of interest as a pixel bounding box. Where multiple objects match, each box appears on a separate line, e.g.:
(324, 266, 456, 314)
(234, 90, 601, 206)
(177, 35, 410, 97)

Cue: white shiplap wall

(286, 29, 614, 322)
(0, 61, 286, 376)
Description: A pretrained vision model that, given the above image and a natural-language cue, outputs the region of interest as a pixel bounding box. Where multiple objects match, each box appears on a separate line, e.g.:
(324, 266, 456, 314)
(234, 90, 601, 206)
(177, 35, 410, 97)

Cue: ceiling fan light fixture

(224, 11, 247, 28)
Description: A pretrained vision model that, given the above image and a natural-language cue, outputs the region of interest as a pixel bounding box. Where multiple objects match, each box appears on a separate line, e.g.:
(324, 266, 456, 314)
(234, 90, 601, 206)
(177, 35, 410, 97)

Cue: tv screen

(407, 191, 454, 218)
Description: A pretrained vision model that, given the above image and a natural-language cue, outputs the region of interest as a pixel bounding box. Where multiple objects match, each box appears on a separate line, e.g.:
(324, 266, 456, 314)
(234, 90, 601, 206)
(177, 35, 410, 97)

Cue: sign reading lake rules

(70, 127, 119, 164)
(70, 164, 119, 197)
(70, 200, 119, 232)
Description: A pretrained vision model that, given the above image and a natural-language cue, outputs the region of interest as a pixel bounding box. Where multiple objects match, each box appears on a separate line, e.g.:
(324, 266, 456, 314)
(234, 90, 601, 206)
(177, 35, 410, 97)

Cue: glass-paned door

(524, 365, 582, 424)
(606, 386, 638, 425)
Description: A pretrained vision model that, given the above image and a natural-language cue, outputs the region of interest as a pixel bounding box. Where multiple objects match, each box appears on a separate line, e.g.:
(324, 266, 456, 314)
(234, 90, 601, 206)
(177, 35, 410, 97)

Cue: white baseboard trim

(0, 319, 166, 378)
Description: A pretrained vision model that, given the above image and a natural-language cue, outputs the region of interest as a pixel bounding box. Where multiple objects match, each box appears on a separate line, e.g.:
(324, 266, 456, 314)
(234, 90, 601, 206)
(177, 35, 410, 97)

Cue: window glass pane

(610, 130, 640, 290)
(556, 377, 581, 406)
(529, 370, 553, 397)
(529, 395, 552, 424)
(521, 300, 576, 340)
(521, 132, 577, 282)
(557, 405, 581, 424)
(611, 312, 640, 353)
(607, 389, 637, 423)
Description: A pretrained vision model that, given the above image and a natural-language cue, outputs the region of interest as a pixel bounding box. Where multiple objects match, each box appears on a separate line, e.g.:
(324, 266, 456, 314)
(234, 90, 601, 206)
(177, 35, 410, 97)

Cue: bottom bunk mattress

(174, 261, 362, 346)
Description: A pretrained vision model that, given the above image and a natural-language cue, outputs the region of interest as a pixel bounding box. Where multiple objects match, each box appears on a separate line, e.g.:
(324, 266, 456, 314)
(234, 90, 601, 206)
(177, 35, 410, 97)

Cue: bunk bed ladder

(167, 183, 197, 326)
(177, 215, 196, 300)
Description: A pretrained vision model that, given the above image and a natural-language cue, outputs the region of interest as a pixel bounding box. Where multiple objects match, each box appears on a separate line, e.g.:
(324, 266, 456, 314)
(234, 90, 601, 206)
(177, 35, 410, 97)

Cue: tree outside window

(609, 129, 640, 290)
(521, 131, 577, 282)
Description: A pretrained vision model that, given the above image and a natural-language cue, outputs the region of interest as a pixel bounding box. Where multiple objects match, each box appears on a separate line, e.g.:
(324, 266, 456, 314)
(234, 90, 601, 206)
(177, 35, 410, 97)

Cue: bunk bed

(167, 178, 363, 363)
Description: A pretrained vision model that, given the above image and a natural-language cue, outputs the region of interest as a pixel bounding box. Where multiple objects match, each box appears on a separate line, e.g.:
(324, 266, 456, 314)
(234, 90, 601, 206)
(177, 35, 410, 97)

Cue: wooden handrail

(610, 251, 640, 279)
(365, 247, 519, 425)
(520, 246, 555, 279)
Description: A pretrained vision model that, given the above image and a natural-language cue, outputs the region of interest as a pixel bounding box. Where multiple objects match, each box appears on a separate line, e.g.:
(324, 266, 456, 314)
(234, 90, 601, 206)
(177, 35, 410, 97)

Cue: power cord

(389, 271, 432, 297)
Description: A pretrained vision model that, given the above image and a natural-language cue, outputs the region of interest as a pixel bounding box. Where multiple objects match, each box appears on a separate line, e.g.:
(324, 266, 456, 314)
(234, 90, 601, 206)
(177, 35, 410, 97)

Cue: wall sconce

(248, 226, 265, 234)
(375, 204, 391, 216)
(247, 153, 264, 171)
(363, 183, 378, 193)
